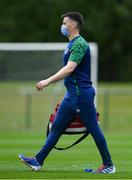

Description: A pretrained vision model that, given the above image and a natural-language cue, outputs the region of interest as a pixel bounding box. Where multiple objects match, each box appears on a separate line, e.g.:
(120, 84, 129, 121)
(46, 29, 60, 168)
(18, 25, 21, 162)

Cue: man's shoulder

(77, 36, 88, 44)
(71, 36, 88, 50)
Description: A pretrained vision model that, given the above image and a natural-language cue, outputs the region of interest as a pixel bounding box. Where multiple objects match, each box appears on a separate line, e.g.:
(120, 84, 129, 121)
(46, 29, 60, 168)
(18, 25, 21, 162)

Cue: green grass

(0, 81, 132, 132)
(0, 81, 132, 179)
(0, 131, 132, 179)
(0, 81, 64, 132)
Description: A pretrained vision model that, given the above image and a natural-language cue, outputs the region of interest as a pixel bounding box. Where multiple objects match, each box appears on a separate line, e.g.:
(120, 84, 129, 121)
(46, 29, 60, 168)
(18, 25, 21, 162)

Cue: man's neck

(68, 31, 80, 41)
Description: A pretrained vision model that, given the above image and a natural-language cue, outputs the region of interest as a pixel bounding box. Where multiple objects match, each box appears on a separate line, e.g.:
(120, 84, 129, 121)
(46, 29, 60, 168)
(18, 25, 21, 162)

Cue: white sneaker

(85, 164, 116, 174)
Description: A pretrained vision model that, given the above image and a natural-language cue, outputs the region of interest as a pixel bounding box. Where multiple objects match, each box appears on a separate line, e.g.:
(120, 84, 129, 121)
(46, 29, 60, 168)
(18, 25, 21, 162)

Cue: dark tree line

(0, 0, 131, 82)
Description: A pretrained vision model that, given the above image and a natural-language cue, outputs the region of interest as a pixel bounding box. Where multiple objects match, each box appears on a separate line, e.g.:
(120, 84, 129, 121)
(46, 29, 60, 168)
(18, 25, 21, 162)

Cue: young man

(19, 12, 116, 174)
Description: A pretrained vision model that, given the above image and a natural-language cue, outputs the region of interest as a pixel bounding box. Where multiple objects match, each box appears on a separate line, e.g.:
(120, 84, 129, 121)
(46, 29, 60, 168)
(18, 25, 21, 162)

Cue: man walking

(19, 12, 116, 174)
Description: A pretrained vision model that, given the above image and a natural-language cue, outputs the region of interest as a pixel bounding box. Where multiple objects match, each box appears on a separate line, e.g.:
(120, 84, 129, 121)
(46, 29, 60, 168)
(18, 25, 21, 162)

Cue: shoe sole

(18, 154, 41, 171)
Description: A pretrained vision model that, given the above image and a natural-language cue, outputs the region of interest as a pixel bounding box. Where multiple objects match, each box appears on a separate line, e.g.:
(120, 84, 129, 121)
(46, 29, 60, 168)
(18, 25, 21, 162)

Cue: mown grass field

(1, 131, 132, 179)
(0, 81, 132, 179)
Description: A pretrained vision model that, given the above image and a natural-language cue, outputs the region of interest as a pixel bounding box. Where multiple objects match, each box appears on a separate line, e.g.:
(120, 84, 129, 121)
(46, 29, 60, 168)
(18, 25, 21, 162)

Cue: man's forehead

(63, 17, 74, 23)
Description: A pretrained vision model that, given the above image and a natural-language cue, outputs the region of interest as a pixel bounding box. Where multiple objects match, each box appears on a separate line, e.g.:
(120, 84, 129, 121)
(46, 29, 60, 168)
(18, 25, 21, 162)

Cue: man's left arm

(36, 61, 77, 91)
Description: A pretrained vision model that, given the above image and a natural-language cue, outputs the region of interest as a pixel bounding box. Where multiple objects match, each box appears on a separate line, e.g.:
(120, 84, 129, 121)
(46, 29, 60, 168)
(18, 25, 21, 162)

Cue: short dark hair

(61, 12, 84, 29)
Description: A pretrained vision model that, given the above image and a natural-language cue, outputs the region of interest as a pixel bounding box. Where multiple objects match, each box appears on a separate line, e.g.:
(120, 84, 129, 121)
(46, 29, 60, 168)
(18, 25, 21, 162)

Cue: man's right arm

(36, 61, 77, 91)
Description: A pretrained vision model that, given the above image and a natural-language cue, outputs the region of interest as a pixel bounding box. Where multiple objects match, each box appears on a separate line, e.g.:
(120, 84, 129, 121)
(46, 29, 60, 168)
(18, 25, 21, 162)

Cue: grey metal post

(25, 93, 32, 130)
(90, 43, 98, 107)
(103, 91, 110, 132)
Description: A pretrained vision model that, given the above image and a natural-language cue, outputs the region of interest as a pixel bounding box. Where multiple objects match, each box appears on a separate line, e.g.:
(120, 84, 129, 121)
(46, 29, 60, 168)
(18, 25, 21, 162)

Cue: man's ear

(71, 21, 77, 29)
(74, 22, 77, 28)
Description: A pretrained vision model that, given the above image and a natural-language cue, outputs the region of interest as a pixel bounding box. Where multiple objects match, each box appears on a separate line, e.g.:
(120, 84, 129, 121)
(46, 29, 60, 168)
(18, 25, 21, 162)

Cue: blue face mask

(60, 25, 70, 37)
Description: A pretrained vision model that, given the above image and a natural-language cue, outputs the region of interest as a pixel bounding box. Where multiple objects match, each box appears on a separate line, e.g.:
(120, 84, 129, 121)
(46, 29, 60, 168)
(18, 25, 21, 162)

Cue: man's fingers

(36, 83, 43, 91)
(36, 80, 49, 91)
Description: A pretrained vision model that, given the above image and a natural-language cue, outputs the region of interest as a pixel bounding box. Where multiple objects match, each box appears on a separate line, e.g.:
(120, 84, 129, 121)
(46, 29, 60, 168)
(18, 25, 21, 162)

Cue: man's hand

(36, 80, 50, 91)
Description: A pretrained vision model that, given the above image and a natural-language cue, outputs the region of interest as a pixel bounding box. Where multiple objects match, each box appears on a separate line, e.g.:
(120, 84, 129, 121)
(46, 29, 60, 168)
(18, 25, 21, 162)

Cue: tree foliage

(0, 0, 131, 81)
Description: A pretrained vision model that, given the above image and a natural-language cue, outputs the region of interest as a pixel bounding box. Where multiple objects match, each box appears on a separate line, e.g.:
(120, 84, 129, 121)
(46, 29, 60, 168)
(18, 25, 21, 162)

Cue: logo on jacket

(64, 48, 69, 55)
